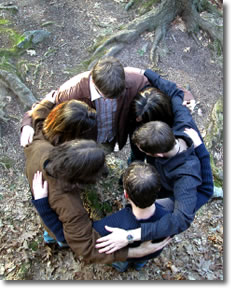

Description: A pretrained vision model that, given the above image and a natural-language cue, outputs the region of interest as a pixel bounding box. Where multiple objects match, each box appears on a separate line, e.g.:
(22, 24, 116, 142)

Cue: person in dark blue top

(32, 160, 172, 272)
(127, 86, 174, 165)
(95, 70, 213, 253)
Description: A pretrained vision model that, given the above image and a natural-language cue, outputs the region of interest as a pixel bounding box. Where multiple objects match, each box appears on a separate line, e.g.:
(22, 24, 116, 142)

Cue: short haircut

(91, 57, 125, 99)
(123, 162, 161, 208)
(130, 86, 173, 126)
(45, 139, 105, 185)
(132, 121, 175, 154)
(43, 100, 96, 145)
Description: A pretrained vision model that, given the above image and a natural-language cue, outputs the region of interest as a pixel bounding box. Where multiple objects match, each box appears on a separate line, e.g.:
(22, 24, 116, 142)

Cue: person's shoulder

(124, 67, 145, 76)
(25, 136, 52, 152)
(124, 67, 147, 89)
(58, 71, 90, 91)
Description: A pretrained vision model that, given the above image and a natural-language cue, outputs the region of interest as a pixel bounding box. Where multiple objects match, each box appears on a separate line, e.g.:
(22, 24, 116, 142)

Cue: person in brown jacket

(20, 57, 150, 152)
(24, 97, 167, 264)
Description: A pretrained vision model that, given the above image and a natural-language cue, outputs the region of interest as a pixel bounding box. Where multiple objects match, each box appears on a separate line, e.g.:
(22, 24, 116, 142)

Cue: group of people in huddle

(20, 57, 213, 272)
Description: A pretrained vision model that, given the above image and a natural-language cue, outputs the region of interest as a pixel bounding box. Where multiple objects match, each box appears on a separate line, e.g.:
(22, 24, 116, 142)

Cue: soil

(0, 0, 223, 281)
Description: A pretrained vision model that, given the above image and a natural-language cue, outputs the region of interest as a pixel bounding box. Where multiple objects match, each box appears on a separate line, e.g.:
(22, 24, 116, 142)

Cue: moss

(0, 156, 15, 169)
(0, 26, 26, 50)
(210, 155, 223, 187)
(0, 18, 30, 77)
(16, 262, 32, 280)
(210, 39, 222, 57)
(204, 98, 223, 187)
(0, 17, 36, 77)
(88, 35, 111, 53)
(0, 56, 17, 73)
(85, 187, 112, 219)
(0, 19, 10, 25)
(132, 0, 160, 15)
(28, 240, 39, 251)
(66, 50, 106, 75)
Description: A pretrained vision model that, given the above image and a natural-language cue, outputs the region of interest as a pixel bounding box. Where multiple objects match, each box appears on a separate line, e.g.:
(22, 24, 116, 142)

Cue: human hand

(183, 99, 196, 113)
(184, 128, 202, 148)
(44, 90, 57, 103)
(32, 171, 48, 200)
(95, 226, 129, 254)
(129, 237, 172, 258)
(20, 125, 35, 147)
(178, 85, 195, 102)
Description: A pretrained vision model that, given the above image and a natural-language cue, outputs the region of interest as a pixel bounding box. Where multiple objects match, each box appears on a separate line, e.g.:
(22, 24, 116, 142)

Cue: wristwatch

(127, 234, 134, 244)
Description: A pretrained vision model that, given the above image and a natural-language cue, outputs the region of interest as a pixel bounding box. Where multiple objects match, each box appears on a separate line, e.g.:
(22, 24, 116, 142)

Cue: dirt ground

(0, 0, 223, 281)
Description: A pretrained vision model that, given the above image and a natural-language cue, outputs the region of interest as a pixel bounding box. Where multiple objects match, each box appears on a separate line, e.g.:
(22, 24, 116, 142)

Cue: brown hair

(45, 139, 106, 189)
(130, 86, 173, 126)
(43, 100, 96, 145)
(123, 162, 160, 208)
(91, 57, 125, 99)
(132, 121, 175, 155)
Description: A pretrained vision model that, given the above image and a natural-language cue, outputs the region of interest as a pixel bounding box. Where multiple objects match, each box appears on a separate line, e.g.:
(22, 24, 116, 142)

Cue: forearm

(144, 69, 184, 101)
(64, 221, 128, 264)
(195, 144, 214, 209)
(128, 237, 171, 259)
(32, 197, 65, 242)
(128, 246, 145, 258)
(128, 228, 141, 242)
(141, 174, 200, 241)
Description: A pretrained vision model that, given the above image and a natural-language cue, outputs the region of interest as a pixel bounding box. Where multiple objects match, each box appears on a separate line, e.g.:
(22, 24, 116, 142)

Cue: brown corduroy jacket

(22, 67, 149, 149)
(24, 102, 128, 264)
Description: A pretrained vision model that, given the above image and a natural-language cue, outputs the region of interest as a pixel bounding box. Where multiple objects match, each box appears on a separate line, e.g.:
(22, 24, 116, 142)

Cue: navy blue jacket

(139, 70, 213, 241)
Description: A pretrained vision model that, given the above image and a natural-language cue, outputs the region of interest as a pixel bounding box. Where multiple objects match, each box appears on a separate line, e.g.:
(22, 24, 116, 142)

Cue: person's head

(132, 121, 176, 156)
(91, 57, 125, 99)
(43, 100, 96, 145)
(123, 162, 161, 208)
(44, 139, 108, 186)
(130, 86, 173, 126)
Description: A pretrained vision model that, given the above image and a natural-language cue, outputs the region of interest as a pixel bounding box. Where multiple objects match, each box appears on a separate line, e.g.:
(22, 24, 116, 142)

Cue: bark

(0, 70, 37, 110)
(90, 0, 222, 66)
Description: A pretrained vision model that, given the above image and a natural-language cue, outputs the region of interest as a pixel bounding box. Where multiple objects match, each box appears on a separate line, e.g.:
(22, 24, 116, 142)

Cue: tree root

(89, 0, 222, 67)
(0, 70, 37, 110)
(150, 24, 166, 65)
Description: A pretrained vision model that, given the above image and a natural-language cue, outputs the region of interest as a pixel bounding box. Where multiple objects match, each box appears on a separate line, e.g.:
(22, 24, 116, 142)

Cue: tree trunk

(89, 0, 222, 67)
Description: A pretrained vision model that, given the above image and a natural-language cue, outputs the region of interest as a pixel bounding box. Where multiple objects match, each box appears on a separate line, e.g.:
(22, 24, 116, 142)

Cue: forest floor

(0, 0, 223, 281)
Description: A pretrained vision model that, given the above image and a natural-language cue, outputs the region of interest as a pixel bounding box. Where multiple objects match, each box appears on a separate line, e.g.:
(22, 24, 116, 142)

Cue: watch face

(127, 234, 134, 242)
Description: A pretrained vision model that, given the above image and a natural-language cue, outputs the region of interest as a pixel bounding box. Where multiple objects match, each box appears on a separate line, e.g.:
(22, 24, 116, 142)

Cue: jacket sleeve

(31, 197, 65, 242)
(49, 188, 128, 264)
(55, 71, 93, 108)
(144, 69, 201, 135)
(140, 161, 201, 241)
(21, 71, 92, 129)
(31, 100, 55, 127)
(21, 99, 55, 131)
(195, 143, 214, 210)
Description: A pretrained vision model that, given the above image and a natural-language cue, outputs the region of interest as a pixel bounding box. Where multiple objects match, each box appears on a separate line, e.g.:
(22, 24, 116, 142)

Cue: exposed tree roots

(89, 0, 222, 67)
(0, 69, 37, 110)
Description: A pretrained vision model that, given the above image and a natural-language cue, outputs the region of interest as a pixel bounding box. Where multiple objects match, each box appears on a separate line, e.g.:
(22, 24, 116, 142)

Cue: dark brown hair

(91, 57, 125, 99)
(132, 121, 175, 154)
(123, 162, 160, 208)
(43, 100, 96, 145)
(130, 86, 173, 126)
(45, 139, 106, 188)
